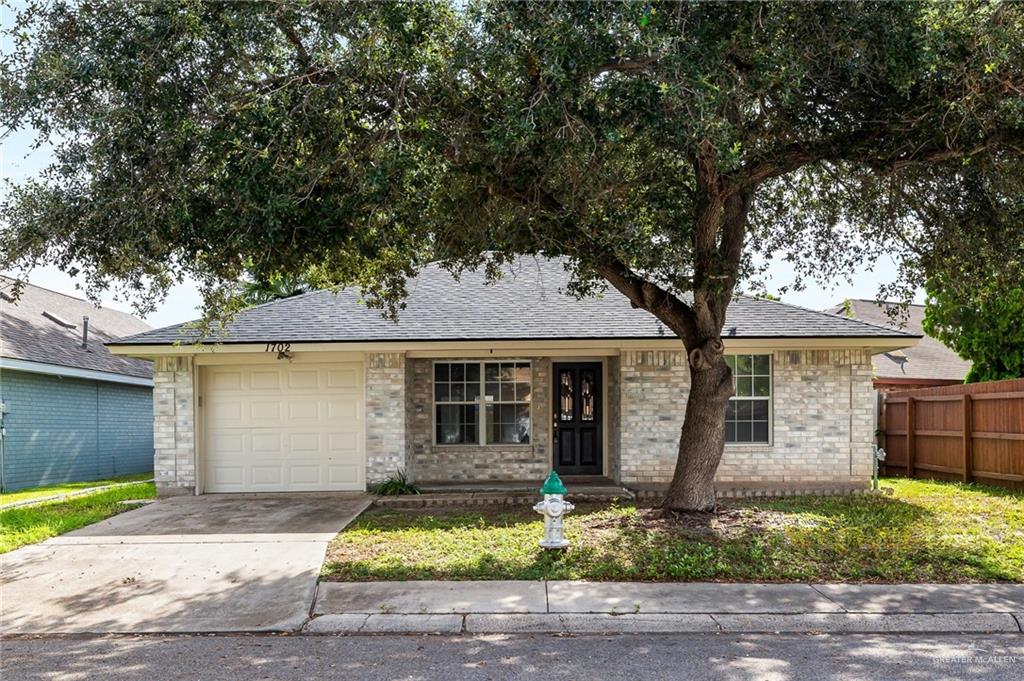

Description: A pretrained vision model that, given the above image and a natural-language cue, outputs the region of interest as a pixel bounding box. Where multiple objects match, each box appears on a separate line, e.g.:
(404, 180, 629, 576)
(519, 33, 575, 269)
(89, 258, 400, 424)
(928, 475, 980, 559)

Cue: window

(434, 361, 531, 445)
(725, 354, 771, 444)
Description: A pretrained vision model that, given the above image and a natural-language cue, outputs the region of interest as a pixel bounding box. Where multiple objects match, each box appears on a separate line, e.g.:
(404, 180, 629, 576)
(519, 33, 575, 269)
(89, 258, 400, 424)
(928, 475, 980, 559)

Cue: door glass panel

(581, 370, 595, 421)
(559, 370, 574, 421)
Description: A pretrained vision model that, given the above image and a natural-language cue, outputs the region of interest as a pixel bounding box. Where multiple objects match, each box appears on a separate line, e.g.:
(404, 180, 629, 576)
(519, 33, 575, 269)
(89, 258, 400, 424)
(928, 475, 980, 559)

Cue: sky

(0, 0, 918, 330)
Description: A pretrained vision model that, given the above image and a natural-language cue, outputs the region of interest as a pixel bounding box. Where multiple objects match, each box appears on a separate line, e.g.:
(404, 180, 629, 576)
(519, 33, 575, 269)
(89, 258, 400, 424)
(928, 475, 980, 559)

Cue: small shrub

(369, 469, 421, 496)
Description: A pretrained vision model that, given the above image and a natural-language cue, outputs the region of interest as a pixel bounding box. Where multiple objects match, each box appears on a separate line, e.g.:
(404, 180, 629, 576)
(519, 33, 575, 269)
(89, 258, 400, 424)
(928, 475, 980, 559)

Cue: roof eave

(106, 334, 920, 358)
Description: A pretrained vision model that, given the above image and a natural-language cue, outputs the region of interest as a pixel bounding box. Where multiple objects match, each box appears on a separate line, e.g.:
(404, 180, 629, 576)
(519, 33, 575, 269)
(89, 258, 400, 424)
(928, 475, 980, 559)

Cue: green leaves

(0, 0, 1022, 330)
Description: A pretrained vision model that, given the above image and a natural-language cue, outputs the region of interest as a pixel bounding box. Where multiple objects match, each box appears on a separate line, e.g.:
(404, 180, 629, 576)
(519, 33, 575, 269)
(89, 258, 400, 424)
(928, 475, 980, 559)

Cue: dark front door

(552, 362, 603, 475)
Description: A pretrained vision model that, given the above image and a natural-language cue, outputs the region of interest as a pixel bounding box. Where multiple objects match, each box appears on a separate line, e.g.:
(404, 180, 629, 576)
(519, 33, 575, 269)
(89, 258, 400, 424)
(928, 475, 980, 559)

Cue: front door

(552, 362, 603, 475)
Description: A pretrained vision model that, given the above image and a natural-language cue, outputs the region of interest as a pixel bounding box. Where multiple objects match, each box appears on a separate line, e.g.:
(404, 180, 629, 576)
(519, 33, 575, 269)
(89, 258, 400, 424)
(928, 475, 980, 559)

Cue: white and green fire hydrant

(533, 471, 575, 549)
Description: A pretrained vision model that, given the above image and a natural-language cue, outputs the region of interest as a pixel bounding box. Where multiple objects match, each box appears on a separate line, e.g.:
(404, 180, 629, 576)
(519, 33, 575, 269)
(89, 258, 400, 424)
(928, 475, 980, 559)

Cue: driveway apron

(0, 493, 369, 634)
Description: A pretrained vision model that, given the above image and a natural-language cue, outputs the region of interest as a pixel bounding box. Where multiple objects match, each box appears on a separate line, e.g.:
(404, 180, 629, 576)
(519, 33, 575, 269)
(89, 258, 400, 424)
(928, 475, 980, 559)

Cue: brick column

(152, 356, 195, 496)
(365, 352, 407, 483)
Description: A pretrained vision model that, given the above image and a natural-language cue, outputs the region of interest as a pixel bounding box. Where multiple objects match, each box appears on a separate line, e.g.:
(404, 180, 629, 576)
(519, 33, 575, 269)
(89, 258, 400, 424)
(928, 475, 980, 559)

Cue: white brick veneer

(617, 349, 876, 486)
(153, 356, 196, 496)
(366, 352, 407, 482)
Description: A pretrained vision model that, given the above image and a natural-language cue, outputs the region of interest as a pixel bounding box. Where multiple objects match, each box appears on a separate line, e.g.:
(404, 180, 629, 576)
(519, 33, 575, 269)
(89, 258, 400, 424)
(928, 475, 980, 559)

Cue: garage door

(202, 362, 365, 492)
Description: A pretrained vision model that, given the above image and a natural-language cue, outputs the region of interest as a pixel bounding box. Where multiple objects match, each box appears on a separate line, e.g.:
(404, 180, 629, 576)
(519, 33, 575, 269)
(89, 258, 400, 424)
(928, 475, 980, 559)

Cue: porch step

(372, 486, 634, 509)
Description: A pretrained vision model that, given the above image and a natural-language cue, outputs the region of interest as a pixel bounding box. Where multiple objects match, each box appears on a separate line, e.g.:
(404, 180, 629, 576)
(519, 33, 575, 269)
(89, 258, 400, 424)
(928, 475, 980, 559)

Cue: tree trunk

(662, 338, 733, 512)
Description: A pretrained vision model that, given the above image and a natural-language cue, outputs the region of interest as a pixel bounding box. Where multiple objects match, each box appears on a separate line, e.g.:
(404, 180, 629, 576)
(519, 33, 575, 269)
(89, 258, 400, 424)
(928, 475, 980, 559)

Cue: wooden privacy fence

(881, 377, 1024, 489)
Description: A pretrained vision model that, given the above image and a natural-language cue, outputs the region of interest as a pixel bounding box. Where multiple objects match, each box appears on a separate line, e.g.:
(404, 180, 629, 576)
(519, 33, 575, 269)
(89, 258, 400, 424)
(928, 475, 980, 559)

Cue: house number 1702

(265, 342, 291, 354)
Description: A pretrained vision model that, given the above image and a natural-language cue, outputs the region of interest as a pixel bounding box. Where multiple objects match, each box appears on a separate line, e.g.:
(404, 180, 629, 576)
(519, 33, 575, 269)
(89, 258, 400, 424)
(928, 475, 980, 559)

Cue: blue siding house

(0, 278, 154, 491)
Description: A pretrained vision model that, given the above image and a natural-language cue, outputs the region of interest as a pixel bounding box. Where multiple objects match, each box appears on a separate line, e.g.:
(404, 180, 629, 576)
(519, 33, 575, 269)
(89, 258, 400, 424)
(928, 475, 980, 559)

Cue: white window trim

(431, 359, 534, 447)
(724, 353, 774, 447)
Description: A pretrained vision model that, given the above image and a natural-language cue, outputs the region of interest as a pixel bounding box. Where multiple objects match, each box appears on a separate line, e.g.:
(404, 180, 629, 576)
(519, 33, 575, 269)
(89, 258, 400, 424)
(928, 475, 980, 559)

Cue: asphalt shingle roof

(1, 277, 153, 378)
(825, 299, 970, 382)
(110, 258, 917, 346)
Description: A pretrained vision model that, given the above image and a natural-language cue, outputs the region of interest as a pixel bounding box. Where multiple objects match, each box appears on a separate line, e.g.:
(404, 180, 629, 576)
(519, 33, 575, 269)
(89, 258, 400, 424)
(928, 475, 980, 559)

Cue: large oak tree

(3, 1, 1023, 510)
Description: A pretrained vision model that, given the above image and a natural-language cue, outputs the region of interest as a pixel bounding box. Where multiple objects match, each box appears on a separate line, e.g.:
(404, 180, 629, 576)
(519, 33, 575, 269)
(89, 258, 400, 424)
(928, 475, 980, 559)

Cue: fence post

(962, 394, 973, 483)
(906, 396, 915, 478)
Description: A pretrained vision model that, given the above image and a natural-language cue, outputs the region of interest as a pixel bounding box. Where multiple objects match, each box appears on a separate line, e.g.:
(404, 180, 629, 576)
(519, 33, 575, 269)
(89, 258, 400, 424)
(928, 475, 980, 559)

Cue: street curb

(300, 612, 1024, 636)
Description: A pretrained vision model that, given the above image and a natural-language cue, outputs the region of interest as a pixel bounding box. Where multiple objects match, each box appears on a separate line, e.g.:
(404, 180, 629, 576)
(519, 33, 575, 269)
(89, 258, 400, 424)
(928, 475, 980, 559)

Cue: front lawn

(0, 481, 156, 553)
(0, 472, 153, 506)
(323, 479, 1024, 583)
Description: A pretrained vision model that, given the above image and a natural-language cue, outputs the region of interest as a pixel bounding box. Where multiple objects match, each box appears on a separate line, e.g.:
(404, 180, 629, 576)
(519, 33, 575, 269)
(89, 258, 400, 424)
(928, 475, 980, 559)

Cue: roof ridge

(849, 297, 925, 308)
(742, 293, 919, 337)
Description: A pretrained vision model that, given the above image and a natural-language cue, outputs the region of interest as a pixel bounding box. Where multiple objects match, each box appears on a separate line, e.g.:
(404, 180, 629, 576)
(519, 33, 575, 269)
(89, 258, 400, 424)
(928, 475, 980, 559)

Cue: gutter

(0, 358, 153, 387)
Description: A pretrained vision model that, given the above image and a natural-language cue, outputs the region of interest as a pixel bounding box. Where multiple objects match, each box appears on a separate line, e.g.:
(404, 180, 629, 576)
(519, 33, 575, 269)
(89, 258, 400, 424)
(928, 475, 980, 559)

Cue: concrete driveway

(0, 493, 369, 634)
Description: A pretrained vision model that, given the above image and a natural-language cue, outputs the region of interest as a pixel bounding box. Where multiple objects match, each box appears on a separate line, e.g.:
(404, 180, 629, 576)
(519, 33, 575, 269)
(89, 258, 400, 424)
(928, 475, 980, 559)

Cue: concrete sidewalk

(307, 581, 1024, 635)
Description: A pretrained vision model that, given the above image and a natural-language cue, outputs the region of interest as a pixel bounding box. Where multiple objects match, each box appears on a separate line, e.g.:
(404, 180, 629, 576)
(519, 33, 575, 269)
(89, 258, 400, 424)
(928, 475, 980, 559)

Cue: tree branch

(274, 12, 311, 69)
(596, 257, 698, 345)
(593, 56, 659, 76)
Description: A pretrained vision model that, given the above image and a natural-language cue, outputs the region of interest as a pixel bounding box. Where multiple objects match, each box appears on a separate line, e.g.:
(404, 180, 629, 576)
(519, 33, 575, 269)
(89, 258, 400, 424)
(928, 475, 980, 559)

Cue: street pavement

(2, 633, 1022, 680)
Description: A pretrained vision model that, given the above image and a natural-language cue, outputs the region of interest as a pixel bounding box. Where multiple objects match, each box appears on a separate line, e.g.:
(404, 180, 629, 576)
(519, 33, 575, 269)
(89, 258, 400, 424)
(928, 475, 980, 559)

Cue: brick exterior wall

(153, 356, 195, 496)
(143, 345, 877, 495)
(0, 369, 153, 491)
(405, 358, 551, 482)
(617, 348, 876, 486)
(365, 352, 407, 482)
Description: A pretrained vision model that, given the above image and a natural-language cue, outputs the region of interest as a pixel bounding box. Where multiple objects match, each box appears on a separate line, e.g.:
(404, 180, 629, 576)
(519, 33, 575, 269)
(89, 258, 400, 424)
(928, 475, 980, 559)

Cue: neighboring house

(0, 278, 154, 491)
(107, 257, 917, 497)
(826, 299, 971, 391)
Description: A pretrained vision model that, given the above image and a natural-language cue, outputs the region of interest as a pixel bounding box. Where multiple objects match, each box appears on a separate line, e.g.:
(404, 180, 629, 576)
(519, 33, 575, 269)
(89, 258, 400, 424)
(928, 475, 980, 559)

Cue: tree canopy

(3, 1, 1023, 509)
(924, 181, 1024, 383)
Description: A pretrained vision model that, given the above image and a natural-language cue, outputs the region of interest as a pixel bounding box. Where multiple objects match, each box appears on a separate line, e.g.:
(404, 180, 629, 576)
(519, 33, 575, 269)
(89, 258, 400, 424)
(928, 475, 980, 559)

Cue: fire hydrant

(533, 471, 574, 549)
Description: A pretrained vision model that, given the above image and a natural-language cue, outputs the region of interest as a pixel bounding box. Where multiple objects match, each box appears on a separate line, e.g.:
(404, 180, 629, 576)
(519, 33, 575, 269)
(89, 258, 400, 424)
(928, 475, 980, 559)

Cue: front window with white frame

(725, 354, 772, 444)
(434, 361, 531, 445)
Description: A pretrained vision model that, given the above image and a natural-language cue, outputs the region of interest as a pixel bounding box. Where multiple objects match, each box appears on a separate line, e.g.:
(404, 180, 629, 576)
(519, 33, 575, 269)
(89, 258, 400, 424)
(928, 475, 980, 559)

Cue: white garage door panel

(203, 363, 365, 492)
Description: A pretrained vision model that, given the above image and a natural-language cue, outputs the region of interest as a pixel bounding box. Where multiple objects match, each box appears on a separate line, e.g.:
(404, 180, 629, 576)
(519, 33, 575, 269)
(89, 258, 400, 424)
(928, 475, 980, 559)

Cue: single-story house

(106, 257, 918, 497)
(825, 299, 970, 391)
(0, 277, 155, 491)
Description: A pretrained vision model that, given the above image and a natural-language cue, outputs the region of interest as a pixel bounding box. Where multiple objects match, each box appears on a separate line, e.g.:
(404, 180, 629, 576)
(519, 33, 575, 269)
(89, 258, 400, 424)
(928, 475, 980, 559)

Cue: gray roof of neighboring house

(110, 258, 918, 346)
(825, 299, 970, 383)
(1, 277, 153, 379)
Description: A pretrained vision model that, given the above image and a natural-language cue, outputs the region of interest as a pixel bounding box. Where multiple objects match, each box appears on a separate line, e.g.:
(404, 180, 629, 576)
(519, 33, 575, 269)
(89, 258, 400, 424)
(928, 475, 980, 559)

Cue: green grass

(0, 481, 156, 553)
(0, 472, 153, 506)
(323, 478, 1024, 583)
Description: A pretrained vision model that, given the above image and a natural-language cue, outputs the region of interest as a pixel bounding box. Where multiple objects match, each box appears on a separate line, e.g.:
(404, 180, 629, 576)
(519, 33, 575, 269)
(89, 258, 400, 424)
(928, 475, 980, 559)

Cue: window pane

(450, 383, 465, 401)
(515, 404, 531, 443)
(516, 381, 531, 402)
(436, 404, 478, 444)
(735, 355, 753, 375)
(725, 355, 736, 371)
(485, 381, 500, 399)
(737, 421, 753, 443)
(736, 377, 753, 397)
(434, 383, 449, 402)
(466, 382, 480, 401)
(581, 370, 595, 421)
(465, 363, 480, 381)
(752, 400, 769, 421)
(726, 400, 737, 420)
(500, 364, 515, 381)
(559, 370, 574, 421)
(754, 376, 771, 397)
(752, 421, 769, 443)
(434, 363, 448, 381)
(725, 421, 737, 443)
(436, 405, 459, 444)
(450, 363, 465, 381)
(753, 355, 770, 375)
(485, 364, 499, 381)
(500, 382, 515, 401)
(737, 400, 752, 420)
